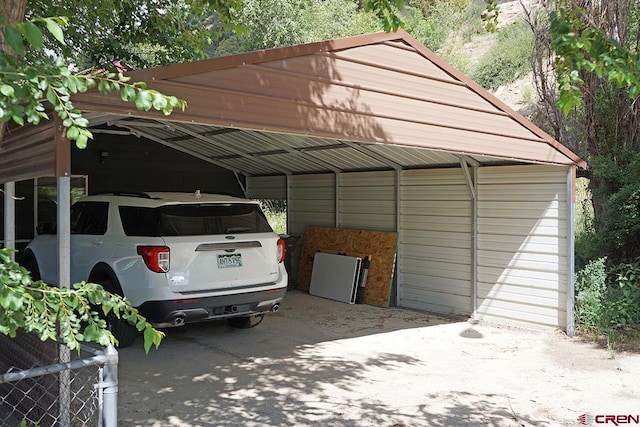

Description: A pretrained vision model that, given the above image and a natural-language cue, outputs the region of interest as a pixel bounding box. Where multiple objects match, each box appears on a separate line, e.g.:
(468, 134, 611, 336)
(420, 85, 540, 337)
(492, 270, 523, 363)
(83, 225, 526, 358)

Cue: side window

(119, 206, 159, 237)
(70, 202, 109, 235)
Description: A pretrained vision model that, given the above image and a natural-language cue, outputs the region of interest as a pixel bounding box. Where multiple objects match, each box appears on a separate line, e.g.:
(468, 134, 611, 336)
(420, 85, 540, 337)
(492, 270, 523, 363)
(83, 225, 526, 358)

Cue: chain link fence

(0, 331, 118, 427)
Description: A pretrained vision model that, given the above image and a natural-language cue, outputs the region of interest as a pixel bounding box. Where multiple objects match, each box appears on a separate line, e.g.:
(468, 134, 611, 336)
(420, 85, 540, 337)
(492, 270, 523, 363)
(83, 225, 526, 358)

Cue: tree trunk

(0, 0, 27, 144)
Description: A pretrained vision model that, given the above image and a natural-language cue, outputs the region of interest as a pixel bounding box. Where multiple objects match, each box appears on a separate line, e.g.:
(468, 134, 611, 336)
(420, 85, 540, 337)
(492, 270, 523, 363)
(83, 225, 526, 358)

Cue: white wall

(246, 164, 572, 330)
(246, 175, 286, 199)
(476, 165, 569, 329)
(288, 174, 336, 236)
(398, 168, 473, 315)
(338, 171, 397, 231)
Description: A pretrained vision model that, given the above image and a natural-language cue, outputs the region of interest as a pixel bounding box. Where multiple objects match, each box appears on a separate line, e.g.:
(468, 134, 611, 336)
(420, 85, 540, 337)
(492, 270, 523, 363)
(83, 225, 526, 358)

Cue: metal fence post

(101, 344, 119, 427)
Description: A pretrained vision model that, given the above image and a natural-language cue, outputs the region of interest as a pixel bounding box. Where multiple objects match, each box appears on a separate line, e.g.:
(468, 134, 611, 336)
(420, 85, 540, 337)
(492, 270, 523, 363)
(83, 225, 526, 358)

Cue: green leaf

(46, 87, 58, 105)
(0, 84, 14, 96)
(44, 18, 66, 45)
(67, 77, 78, 94)
(152, 92, 168, 111)
(0, 292, 22, 310)
(24, 22, 44, 50)
(12, 114, 24, 126)
(135, 90, 153, 111)
(97, 80, 109, 94)
(75, 133, 88, 148)
(121, 86, 136, 102)
(5, 25, 25, 56)
(143, 327, 154, 353)
(75, 117, 89, 127)
(66, 126, 79, 140)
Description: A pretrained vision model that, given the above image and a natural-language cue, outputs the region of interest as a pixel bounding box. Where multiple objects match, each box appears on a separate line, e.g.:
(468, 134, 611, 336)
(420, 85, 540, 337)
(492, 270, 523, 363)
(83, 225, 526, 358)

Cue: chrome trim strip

(196, 241, 262, 251)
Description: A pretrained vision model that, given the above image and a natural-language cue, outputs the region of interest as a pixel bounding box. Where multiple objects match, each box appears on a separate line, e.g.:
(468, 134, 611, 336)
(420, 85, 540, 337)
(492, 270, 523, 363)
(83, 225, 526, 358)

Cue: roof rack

(107, 192, 153, 199)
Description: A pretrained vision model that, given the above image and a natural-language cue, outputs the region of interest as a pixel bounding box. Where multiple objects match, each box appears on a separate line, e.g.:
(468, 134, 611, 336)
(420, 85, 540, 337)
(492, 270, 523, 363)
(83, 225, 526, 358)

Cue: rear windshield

(119, 203, 273, 237)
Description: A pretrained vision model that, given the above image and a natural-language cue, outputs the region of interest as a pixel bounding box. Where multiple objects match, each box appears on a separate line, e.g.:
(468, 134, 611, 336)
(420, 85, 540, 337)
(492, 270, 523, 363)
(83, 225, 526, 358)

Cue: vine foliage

(0, 248, 163, 353)
(0, 14, 186, 148)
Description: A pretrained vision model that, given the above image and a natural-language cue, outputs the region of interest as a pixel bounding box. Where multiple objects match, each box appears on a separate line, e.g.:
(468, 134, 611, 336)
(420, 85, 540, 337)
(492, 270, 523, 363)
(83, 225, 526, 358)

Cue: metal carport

(1, 30, 584, 332)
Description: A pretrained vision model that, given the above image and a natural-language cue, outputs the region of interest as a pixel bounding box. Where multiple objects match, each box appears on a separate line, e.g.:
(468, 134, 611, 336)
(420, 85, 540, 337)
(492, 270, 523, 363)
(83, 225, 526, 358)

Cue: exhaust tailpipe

(272, 303, 281, 313)
(172, 313, 186, 327)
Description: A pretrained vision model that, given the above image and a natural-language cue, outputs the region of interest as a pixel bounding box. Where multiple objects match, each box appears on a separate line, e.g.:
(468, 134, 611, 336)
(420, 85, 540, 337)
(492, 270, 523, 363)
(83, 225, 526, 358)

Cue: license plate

(217, 253, 242, 268)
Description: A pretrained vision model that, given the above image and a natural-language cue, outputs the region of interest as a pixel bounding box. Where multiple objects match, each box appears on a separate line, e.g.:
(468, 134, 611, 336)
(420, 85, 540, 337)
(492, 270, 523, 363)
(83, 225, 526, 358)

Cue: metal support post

(58, 176, 71, 426)
(3, 182, 16, 257)
(101, 344, 119, 427)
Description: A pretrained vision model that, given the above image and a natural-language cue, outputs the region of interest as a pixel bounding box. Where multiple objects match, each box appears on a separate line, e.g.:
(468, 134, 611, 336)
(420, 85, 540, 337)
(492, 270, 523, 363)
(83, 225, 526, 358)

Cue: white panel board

(309, 252, 361, 304)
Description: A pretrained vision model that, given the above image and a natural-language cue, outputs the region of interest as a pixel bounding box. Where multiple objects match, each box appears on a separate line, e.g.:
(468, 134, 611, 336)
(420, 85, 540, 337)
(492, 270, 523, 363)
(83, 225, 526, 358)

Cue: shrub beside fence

(0, 331, 118, 426)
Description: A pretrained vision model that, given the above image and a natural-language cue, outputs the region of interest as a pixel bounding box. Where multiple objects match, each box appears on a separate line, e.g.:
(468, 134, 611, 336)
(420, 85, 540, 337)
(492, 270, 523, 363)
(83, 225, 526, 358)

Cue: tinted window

(70, 202, 109, 235)
(119, 204, 273, 237)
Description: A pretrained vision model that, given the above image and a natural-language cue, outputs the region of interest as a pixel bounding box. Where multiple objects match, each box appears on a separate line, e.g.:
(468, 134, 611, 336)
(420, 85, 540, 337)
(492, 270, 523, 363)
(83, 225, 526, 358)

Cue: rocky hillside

(457, 0, 539, 117)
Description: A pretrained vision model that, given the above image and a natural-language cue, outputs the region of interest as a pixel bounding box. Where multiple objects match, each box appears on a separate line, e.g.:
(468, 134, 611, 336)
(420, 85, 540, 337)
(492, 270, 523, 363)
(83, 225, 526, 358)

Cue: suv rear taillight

(277, 238, 286, 264)
(137, 246, 170, 273)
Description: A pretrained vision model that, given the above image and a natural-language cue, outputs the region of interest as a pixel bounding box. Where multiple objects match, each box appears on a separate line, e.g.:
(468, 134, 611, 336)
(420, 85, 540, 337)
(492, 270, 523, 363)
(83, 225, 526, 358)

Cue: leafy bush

(603, 183, 640, 260)
(602, 263, 640, 329)
(574, 258, 640, 345)
(438, 38, 471, 74)
(575, 257, 607, 332)
(574, 178, 597, 269)
(587, 149, 640, 264)
(458, 0, 487, 42)
(257, 199, 287, 235)
(470, 19, 534, 90)
(402, 3, 453, 52)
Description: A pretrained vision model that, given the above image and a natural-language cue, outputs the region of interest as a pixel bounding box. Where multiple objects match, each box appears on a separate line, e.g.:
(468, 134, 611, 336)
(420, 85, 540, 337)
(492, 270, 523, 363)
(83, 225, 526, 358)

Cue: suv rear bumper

(138, 286, 287, 328)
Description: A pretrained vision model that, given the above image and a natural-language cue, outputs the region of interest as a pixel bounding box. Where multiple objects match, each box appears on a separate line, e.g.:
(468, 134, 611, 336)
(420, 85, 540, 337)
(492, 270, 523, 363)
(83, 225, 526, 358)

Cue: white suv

(23, 192, 288, 347)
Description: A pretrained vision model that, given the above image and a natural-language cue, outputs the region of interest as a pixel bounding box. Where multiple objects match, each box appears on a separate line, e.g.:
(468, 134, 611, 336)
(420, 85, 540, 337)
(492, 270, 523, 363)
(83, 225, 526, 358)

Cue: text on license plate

(217, 253, 242, 268)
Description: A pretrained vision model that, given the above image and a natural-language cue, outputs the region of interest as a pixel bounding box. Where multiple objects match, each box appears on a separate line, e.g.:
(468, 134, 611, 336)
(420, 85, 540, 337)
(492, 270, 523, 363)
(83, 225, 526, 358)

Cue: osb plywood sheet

(297, 226, 398, 307)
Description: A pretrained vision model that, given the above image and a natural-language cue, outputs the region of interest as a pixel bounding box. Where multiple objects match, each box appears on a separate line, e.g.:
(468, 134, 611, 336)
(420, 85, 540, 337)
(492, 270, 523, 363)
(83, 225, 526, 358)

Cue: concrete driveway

(117, 290, 640, 427)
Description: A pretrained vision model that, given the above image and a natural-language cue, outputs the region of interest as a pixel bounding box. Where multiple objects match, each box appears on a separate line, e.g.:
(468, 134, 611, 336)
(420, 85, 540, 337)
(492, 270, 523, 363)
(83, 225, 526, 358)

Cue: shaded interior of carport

(0, 30, 584, 332)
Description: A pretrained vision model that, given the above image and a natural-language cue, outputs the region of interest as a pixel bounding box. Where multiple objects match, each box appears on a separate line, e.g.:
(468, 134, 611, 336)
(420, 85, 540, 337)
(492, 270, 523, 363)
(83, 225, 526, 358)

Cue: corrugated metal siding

(476, 165, 568, 329)
(74, 31, 583, 172)
(398, 168, 472, 315)
(246, 175, 287, 199)
(0, 122, 57, 184)
(338, 171, 397, 231)
(176, 57, 535, 140)
(288, 174, 336, 236)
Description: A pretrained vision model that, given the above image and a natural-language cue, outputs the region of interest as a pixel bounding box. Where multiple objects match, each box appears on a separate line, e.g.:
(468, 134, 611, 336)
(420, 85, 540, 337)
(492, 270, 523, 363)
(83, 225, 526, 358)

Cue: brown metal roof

(2, 30, 585, 183)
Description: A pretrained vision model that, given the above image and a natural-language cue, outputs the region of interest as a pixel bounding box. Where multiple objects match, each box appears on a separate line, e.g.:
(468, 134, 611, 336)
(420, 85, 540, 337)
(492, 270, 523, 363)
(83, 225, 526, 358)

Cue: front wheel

(227, 314, 265, 329)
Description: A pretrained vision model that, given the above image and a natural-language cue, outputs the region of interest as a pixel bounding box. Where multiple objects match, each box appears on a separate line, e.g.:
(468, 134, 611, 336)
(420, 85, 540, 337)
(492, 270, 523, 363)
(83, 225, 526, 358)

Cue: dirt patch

(117, 291, 640, 426)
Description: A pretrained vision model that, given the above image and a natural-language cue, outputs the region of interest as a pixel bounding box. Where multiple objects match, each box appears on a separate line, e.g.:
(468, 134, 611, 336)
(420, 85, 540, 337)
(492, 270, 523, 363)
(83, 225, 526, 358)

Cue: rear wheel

(227, 314, 265, 329)
(100, 278, 139, 348)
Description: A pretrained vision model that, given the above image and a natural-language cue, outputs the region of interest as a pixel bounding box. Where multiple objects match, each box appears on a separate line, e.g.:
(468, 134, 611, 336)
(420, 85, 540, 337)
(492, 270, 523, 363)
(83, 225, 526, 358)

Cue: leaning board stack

(296, 226, 398, 307)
